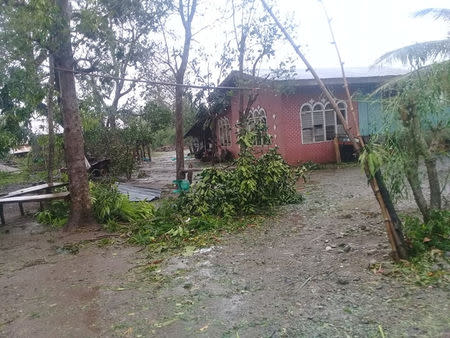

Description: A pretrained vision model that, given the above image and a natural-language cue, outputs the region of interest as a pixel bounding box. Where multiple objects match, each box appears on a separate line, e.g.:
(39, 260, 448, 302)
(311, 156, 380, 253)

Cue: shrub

(90, 182, 154, 223)
(35, 200, 69, 228)
(403, 210, 450, 256)
(178, 147, 304, 217)
(36, 182, 155, 227)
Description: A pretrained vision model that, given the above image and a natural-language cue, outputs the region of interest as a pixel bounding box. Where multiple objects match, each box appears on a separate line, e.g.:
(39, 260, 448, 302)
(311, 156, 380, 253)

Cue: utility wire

(54, 67, 259, 91)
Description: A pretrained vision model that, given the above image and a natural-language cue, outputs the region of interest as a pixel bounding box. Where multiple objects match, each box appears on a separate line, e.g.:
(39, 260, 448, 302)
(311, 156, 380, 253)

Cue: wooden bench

(2, 182, 67, 198)
(0, 182, 69, 225)
(0, 192, 70, 225)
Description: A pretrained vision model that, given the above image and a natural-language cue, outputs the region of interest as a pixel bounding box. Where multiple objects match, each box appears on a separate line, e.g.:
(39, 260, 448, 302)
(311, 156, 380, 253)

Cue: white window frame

(248, 106, 269, 145)
(218, 117, 231, 146)
(300, 100, 348, 144)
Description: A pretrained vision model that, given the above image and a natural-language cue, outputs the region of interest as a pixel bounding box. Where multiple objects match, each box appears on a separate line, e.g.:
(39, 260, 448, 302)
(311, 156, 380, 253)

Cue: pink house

(188, 67, 406, 165)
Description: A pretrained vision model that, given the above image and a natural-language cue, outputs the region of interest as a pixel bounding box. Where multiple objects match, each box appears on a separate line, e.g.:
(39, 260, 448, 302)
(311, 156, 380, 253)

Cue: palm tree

(376, 8, 450, 67)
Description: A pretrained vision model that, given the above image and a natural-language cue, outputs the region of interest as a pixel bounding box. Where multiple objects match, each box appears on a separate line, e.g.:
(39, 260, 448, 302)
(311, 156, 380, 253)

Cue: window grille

(248, 106, 269, 145)
(218, 117, 231, 146)
(300, 100, 347, 144)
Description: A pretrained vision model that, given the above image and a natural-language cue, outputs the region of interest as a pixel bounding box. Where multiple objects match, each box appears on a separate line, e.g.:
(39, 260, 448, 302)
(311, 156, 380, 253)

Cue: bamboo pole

(261, 0, 407, 260)
(319, 1, 407, 258)
(319, 0, 360, 138)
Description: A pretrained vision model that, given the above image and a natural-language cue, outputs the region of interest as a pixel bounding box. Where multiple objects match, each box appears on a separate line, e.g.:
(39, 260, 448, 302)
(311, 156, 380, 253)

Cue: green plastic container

(172, 179, 190, 193)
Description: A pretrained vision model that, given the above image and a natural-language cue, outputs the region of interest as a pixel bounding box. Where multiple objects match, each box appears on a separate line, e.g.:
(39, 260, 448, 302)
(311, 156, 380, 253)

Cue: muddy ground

(0, 155, 449, 337)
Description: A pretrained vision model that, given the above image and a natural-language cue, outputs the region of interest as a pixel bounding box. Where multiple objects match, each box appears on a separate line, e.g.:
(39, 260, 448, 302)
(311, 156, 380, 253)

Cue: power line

(54, 67, 259, 91)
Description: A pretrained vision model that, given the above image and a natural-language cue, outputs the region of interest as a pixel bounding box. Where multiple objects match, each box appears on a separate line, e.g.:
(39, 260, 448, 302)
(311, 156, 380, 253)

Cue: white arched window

(312, 102, 325, 142)
(300, 103, 313, 143)
(218, 117, 231, 146)
(248, 106, 268, 145)
(324, 103, 336, 140)
(337, 101, 347, 137)
(300, 100, 347, 144)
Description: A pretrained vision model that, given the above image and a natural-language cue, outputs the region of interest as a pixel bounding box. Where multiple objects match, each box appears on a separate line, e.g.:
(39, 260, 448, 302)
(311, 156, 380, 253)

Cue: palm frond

(370, 60, 450, 97)
(375, 39, 450, 66)
(414, 8, 450, 22)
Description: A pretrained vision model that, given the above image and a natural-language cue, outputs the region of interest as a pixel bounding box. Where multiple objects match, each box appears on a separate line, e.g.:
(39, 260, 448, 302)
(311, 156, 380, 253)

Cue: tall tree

(72, 0, 170, 128)
(54, 0, 94, 229)
(155, 0, 198, 179)
(0, 0, 49, 156)
(374, 62, 449, 221)
(230, 0, 287, 125)
(174, 0, 197, 179)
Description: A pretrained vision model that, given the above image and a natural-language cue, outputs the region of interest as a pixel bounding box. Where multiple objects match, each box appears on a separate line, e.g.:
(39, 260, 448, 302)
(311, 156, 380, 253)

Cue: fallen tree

(261, 0, 408, 260)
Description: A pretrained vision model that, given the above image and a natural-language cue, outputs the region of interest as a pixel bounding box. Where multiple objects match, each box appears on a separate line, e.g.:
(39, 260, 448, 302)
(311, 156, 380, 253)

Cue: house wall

(217, 86, 360, 165)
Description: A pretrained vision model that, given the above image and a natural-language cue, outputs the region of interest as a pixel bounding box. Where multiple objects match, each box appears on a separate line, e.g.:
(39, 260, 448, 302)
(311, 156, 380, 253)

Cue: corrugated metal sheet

(358, 101, 384, 136)
(117, 184, 160, 202)
(358, 100, 449, 136)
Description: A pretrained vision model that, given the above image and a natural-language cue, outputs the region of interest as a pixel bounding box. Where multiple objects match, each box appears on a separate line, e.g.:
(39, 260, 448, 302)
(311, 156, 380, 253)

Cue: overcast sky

(114, 0, 450, 105)
(279, 0, 449, 68)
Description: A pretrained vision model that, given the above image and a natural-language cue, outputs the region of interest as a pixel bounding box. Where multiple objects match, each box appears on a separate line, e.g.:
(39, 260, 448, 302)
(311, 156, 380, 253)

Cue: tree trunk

(238, 32, 246, 124)
(425, 157, 441, 210)
(174, 0, 197, 180)
(54, 0, 95, 230)
(175, 84, 185, 180)
(413, 117, 442, 210)
(405, 160, 430, 221)
(407, 109, 441, 215)
(146, 145, 151, 161)
(47, 54, 55, 184)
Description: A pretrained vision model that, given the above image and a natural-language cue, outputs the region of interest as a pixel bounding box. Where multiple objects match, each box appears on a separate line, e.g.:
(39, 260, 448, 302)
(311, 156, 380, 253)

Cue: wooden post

(333, 137, 341, 163)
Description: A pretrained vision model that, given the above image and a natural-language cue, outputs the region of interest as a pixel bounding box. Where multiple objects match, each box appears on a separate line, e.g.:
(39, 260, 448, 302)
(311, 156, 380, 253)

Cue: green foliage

(36, 135, 306, 255)
(36, 182, 155, 227)
(90, 182, 155, 223)
(371, 61, 450, 208)
(0, 171, 27, 188)
(141, 102, 173, 133)
(35, 200, 69, 228)
(0, 1, 57, 157)
(25, 134, 65, 172)
(82, 118, 141, 179)
(128, 198, 260, 247)
(403, 210, 450, 256)
(178, 146, 304, 218)
(358, 143, 386, 178)
(81, 101, 177, 177)
(152, 127, 176, 149)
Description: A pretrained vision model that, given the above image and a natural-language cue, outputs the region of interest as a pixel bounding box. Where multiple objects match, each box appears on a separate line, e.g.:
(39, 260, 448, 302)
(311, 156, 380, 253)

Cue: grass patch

(0, 171, 29, 187)
(0, 169, 51, 188)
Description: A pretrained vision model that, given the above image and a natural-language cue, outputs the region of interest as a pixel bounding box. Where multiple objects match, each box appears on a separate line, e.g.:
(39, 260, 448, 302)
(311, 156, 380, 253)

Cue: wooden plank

(0, 192, 70, 204)
(334, 137, 341, 163)
(5, 182, 67, 197)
